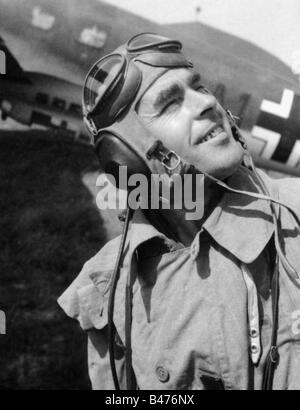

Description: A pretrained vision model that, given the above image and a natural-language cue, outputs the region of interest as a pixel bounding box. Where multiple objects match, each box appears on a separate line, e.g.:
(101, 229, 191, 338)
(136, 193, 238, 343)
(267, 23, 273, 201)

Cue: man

(58, 33, 300, 390)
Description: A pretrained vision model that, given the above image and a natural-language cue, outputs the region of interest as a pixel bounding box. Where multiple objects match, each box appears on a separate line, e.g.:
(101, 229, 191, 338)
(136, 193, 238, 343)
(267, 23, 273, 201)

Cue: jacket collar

(202, 166, 274, 263)
(128, 166, 275, 264)
(90, 166, 275, 277)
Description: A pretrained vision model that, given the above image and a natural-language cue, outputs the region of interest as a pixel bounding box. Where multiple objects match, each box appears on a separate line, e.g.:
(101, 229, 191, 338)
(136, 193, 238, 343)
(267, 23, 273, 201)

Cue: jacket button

(251, 344, 258, 354)
(155, 365, 170, 383)
(250, 328, 258, 338)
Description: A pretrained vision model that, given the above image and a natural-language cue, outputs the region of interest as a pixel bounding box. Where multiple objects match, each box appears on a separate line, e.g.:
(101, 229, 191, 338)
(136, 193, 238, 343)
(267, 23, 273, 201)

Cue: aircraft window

(31, 7, 55, 31)
(78, 27, 107, 49)
(69, 103, 82, 115)
(32, 111, 51, 127)
(36, 93, 49, 105)
(52, 98, 66, 111)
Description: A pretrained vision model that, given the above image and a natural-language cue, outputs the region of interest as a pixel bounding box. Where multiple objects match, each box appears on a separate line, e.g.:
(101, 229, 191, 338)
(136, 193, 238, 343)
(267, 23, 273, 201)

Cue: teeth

(200, 126, 223, 144)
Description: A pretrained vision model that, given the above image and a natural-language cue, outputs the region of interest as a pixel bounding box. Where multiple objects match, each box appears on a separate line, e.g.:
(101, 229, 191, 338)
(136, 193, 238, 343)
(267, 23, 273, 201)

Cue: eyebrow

(188, 72, 202, 86)
(152, 72, 202, 111)
(153, 83, 182, 112)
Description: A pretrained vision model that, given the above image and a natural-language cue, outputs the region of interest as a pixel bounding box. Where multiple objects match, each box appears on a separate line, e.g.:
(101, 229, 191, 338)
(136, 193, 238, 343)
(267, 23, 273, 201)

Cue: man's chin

(185, 143, 244, 179)
(208, 156, 244, 180)
(215, 144, 245, 180)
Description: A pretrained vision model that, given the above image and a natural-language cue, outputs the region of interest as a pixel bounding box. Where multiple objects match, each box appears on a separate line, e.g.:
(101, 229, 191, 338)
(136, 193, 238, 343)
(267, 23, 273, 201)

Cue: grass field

(0, 130, 111, 389)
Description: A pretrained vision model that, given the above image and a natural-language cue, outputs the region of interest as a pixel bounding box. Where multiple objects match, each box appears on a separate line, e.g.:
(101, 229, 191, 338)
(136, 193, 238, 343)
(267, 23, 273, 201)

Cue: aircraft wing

(0, 36, 31, 83)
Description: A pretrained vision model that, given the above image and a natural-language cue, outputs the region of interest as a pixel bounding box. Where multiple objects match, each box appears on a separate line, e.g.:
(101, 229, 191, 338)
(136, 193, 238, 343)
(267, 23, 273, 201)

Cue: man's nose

(186, 88, 217, 118)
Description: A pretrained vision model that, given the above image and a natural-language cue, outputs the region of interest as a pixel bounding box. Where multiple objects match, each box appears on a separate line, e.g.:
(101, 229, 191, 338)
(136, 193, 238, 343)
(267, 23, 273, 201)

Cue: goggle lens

(83, 54, 125, 114)
(83, 33, 187, 134)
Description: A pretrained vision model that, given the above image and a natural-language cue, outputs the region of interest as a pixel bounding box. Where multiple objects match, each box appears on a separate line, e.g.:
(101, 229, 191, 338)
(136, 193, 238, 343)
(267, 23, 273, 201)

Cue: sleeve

(57, 250, 126, 390)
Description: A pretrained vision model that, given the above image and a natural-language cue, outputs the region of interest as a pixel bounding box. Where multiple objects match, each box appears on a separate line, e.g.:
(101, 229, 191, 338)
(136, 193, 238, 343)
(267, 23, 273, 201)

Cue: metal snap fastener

(250, 328, 258, 338)
(155, 365, 170, 383)
(251, 344, 258, 353)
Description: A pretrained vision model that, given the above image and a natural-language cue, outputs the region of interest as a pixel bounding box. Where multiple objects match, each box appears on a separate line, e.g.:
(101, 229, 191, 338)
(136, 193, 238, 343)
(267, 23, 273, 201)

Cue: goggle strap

(127, 33, 182, 53)
(83, 115, 99, 138)
(134, 52, 190, 68)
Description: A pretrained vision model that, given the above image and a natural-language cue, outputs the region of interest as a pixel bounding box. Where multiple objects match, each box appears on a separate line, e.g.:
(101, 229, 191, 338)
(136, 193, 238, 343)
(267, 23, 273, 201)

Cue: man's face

(137, 68, 244, 179)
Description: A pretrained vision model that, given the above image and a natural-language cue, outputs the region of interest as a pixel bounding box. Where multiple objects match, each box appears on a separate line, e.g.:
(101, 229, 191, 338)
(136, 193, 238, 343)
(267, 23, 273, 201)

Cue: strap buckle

(146, 140, 181, 172)
(161, 150, 181, 172)
(84, 116, 99, 137)
(226, 109, 240, 123)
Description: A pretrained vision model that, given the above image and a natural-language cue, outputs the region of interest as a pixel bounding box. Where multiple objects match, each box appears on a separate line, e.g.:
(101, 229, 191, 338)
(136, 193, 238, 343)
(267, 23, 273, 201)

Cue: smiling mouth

(198, 125, 225, 144)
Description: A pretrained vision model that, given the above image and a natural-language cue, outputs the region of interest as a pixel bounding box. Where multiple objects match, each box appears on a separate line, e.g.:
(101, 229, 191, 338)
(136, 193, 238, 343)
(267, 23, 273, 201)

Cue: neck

(157, 177, 224, 246)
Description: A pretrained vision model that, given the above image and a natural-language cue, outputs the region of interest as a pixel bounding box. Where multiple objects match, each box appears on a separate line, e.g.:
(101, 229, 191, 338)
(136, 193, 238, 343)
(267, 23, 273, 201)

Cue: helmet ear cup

(94, 131, 151, 189)
(94, 131, 178, 240)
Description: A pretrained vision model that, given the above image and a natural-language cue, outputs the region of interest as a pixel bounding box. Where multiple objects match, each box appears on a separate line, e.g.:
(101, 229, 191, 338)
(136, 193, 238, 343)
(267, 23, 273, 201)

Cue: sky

(102, 0, 300, 69)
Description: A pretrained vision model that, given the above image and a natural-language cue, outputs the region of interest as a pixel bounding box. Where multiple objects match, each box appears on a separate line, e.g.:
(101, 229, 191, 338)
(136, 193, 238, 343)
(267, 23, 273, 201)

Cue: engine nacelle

(1, 99, 32, 125)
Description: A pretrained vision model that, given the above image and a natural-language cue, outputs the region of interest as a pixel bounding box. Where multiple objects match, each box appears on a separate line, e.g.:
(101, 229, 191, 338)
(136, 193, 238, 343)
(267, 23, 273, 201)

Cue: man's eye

(161, 98, 182, 114)
(195, 84, 211, 94)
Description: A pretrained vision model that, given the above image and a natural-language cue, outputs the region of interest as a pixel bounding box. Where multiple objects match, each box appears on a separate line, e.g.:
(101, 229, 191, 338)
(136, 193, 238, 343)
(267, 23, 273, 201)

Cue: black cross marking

(256, 93, 300, 163)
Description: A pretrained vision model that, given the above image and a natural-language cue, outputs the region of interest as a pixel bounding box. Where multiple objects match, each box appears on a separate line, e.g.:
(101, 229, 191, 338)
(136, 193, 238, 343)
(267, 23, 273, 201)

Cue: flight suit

(58, 167, 300, 389)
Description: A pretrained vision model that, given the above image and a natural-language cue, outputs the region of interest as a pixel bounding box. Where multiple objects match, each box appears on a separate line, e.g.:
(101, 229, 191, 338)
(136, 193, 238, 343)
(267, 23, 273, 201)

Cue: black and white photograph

(0, 0, 300, 392)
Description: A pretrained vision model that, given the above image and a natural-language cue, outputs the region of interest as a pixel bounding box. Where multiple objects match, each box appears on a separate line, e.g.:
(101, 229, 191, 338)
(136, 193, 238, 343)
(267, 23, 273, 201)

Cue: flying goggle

(83, 33, 191, 137)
